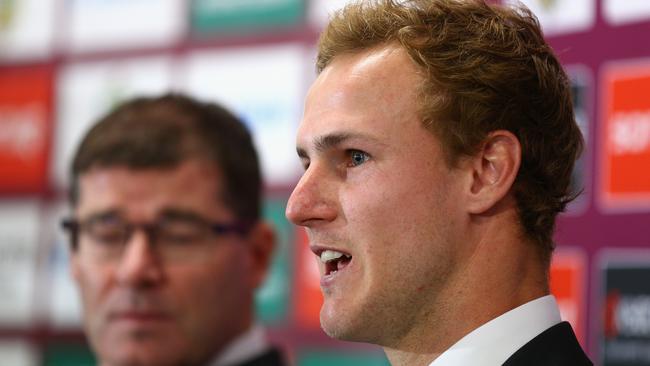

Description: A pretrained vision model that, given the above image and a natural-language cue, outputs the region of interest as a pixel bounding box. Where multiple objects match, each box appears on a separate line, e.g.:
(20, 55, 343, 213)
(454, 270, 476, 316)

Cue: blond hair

(317, 0, 583, 262)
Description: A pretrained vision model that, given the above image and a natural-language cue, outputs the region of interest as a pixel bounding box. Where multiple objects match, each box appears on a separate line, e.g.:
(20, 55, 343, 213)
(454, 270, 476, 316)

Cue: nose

(286, 163, 338, 227)
(115, 230, 164, 287)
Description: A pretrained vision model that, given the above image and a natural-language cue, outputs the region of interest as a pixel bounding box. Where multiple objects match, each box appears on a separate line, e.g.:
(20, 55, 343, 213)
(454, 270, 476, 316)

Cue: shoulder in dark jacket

(503, 321, 592, 366)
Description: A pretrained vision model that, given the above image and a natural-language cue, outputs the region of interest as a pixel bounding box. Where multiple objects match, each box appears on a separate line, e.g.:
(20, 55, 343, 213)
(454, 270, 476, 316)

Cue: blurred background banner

(178, 43, 307, 186)
(0, 201, 41, 328)
(0, 66, 52, 194)
(599, 250, 650, 366)
(504, 0, 596, 36)
(0, 0, 649, 365)
(603, 0, 650, 26)
(0, 340, 39, 366)
(191, 0, 303, 35)
(0, 0, 56, 61)
(550, 248, 588, 347)
(52, 55, 177, 189)
(599, 61, 650, 212)
(62, 0, 185, 53)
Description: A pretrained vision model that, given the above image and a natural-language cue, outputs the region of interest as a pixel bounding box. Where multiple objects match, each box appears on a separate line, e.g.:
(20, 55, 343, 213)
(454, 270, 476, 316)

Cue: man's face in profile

(286, 45, 470, 346)
(70, 159, 258, 366)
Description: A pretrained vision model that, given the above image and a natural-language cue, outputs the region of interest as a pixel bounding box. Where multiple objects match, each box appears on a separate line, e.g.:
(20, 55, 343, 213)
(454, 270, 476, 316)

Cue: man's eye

(160, 233, 201, 245)
(347, 150, 370, 167)
(159, 221, 206, 245)
(87, 224, 127, 245)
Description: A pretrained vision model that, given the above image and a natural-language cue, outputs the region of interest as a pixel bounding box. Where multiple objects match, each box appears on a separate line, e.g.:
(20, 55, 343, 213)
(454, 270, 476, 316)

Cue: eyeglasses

(61, 213, 252, 263)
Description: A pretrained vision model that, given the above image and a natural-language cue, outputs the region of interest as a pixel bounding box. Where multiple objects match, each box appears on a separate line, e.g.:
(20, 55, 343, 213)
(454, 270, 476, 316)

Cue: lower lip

(112, 314, 170, 325)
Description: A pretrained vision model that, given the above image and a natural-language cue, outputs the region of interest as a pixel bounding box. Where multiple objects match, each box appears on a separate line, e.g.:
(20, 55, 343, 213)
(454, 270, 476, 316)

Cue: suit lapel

(502, 321, 592, 366)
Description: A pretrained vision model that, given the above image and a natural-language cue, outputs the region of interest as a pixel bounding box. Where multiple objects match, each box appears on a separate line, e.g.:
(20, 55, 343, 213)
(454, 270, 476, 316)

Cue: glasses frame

(60, 217, 253, 251)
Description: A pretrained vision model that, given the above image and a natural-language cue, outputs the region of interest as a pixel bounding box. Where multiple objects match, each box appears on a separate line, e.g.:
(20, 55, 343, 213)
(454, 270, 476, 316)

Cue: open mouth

(319, 249, 352, 276)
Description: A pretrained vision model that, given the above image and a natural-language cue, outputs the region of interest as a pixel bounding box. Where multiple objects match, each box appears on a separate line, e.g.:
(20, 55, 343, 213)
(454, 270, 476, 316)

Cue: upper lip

(310, 245, 352, 258)
(110, 310, 169, 320)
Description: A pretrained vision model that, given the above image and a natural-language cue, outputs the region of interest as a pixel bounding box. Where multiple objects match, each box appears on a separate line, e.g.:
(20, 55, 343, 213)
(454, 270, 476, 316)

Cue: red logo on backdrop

(550, 248, 587, 347)
(600, 62, 650, 210)
(605, 290, 620, 339)
(0, 66, 53, 193)
(599, 253, 650, 366)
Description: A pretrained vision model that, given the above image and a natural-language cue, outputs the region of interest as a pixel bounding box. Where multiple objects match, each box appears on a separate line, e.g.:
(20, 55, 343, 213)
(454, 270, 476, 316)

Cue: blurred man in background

(62, 94, 286, 366)
(286, 0, 591, 365)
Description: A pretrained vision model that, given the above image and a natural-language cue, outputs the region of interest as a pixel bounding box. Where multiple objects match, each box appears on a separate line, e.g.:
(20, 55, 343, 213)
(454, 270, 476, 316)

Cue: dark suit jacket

(235, 347, 286, 366)
(502, 321, 592, 366)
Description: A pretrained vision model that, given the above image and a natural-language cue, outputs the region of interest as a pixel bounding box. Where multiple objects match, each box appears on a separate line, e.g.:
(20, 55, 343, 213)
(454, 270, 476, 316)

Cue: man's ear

(245, 221, 276, 289)
(466, 130, 521, 214)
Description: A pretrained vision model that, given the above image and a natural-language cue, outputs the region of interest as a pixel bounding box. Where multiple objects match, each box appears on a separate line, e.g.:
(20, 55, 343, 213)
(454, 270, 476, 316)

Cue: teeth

(319, 250, 350, 263)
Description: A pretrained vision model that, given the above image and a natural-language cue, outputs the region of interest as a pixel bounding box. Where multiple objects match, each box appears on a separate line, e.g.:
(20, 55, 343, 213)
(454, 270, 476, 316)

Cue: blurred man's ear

(465, 130, 521, 214)
(246, 221, 276, 289)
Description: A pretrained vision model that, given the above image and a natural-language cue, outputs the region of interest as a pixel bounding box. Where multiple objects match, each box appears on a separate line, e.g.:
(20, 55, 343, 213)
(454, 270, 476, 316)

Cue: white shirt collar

(429, 295, 562, 366)
(208, 324, 270, 366)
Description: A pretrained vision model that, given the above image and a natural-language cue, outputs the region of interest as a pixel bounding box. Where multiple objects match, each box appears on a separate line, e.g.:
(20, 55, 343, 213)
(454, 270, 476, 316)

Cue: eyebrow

(296, 131, 381, 159)
(79, 208, 208, 223)
(79, 209, 122, 222)
(158, 208, 208, 222)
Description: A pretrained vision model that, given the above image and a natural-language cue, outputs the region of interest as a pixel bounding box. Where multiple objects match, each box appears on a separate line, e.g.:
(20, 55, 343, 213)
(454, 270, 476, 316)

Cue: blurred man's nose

(115, 230, 164, 287)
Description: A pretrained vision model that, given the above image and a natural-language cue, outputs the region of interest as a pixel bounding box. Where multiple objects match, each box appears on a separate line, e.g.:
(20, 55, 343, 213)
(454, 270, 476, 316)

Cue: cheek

(173, 268, 251, 348)
(346, 175, 455, 269)
(341, 187, 411, 270)
(342, 174, 433, 237)
(171, 251, 252, 321)
(172, 265, 229, 305)
(75, 260, 112, 308)
(73, 261, 116, 342)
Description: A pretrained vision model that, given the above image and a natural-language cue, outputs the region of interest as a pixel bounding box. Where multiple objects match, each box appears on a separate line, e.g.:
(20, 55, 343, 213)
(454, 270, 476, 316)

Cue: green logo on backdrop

(0, 0, 16, 31)
(255, 198, 293, 325)
(191, 0, 303, 34)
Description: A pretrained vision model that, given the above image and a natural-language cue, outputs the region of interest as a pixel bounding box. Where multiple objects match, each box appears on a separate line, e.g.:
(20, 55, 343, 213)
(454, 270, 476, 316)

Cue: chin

(103, 353, 151, 366)
(321, 322, 356, 341)
(103, 348, 158, 366)
(103, 351, 181, 366)
(320, 307, 372, 343)
(98, 339, 187, 366)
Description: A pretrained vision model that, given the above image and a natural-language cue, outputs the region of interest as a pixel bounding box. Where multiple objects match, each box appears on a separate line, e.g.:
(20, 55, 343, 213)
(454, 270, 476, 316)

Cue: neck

(383, 205, 549, 366)
(384, 348, 442, 366)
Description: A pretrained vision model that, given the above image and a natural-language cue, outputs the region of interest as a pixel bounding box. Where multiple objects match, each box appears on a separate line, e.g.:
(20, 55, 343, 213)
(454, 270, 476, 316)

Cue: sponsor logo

(601, 256, 650, 366)
(600, 63, 650, 210)
(0, 104, 45, 158)
(539, 0, 558, 11)
(0, 0, 15, 30)
(605, 292, 650, 338)
(609, 111, 650, 155)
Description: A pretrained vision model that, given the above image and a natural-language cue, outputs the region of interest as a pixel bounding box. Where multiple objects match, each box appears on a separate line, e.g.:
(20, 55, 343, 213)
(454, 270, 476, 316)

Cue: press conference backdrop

(0, 1, 649, 365)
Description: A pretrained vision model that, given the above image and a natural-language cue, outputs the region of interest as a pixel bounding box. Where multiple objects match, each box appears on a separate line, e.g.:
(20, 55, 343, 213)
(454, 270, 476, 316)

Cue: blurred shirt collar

(209, 324, 270, 366)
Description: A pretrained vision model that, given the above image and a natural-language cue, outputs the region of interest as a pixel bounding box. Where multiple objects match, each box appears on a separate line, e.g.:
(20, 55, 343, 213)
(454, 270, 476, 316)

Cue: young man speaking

(286, 1, 592, 365)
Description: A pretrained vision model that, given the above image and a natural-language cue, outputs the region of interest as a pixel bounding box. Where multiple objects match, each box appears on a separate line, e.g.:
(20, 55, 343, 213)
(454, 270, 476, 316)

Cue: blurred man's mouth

(110, 311, 171, 326)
